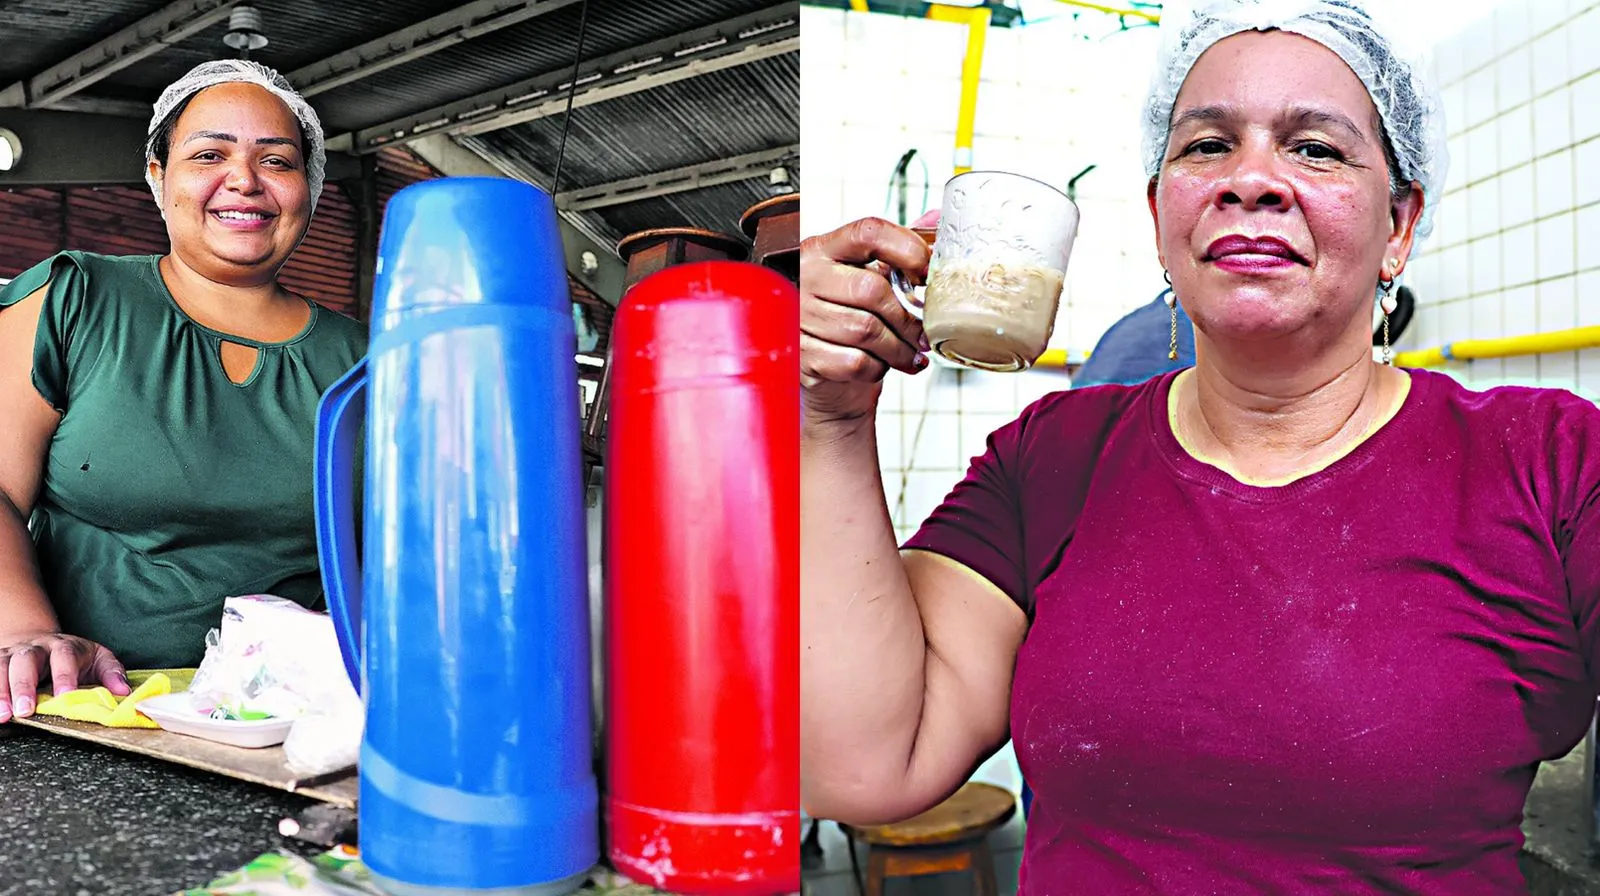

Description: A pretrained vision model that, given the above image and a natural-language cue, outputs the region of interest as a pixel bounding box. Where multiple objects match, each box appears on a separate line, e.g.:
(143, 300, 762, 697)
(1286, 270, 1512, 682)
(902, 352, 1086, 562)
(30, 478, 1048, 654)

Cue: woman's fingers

(88, 646, 130, 697)
(800, 332, 893, 386)
(802, 294, 925, 375)
(798, 216, 936, 425)
(6, 646, 45, 718)
(47, 639, 81, 698)
(0, 634, 126, 721)
(801, 257, 927, 357)
(812, 216, 930, 272)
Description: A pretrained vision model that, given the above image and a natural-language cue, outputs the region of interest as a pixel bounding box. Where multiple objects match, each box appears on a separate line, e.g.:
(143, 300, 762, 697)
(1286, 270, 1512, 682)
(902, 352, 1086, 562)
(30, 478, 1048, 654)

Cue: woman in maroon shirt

(799, 2, 1600, 893)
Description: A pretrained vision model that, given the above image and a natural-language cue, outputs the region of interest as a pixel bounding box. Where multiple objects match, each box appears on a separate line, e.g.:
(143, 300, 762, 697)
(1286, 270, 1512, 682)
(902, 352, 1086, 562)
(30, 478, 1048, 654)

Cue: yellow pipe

(1391, 345, 1449, 368)
(927, 4, 991, 174)
(1391, 325, 1600, 368)
(1033, 348, 1091, 370)
(1036, 348, 1070, 368)
(1034, 324, 1600, 372)
(1047, 0, 1160, 24)
(848, 0, 869, 11)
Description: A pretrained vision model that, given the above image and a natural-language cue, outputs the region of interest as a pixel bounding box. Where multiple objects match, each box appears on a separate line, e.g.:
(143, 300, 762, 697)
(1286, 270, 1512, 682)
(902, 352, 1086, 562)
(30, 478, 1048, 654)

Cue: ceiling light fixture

(223, 4, 269, 57)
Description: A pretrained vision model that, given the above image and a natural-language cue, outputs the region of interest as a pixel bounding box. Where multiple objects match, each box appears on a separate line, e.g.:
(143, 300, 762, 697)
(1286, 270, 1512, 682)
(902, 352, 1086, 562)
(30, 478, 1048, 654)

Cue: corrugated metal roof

(0, 0, 800, 250)
(475, 55, 798, 189)
(44, 0, 779, 132)
(464, 52, 798, 245)
(598, 180, 787, 246)
(457, 129, 791, 249)
(0, 0, 163, 83)
(311, 0, 767, 132)
(102, 0, 474, 96)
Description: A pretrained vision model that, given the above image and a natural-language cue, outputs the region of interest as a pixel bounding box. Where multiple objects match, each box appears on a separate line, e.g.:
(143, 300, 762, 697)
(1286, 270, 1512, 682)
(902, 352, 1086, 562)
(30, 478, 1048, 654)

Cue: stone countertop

(0, 725, 673, 896)
(19, 712, 1594, 895)
(0, 724, 324, 896)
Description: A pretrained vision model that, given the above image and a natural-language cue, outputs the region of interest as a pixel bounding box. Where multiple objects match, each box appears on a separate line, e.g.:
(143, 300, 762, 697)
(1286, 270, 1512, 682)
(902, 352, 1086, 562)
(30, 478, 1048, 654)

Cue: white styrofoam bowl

(136, 693, 293, 749)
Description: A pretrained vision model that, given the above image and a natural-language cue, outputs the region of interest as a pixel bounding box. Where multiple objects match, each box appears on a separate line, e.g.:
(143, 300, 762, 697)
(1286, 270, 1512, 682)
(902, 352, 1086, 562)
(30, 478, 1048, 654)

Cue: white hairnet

(144, 60, 326, 215)
(1140, 0, 1448, 243)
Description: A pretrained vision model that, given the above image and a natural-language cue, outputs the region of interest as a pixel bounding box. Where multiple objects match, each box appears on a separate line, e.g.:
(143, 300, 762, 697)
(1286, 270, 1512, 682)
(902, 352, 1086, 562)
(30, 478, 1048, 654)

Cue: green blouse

(0, 252, 367, 667)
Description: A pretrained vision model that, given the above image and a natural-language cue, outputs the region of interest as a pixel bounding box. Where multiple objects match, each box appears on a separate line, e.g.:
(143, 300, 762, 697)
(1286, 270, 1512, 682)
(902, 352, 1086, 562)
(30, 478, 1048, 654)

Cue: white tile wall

(800, 6, 1166, 555)
(1401, 0, 1600, 393)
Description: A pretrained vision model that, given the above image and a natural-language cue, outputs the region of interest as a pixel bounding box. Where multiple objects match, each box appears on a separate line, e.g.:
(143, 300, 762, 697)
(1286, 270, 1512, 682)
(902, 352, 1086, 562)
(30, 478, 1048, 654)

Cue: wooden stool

(839, 782, 1016, 896)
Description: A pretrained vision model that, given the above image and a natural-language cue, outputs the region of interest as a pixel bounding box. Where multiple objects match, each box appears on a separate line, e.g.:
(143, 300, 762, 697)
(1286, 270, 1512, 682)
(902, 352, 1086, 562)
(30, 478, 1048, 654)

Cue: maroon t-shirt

(904, 369, 1600, 894)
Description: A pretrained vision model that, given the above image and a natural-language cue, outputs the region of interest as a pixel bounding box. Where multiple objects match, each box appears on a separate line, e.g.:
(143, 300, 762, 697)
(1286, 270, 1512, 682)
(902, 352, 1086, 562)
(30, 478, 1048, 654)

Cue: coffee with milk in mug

(892, 172, 1079, 372)
(923, 260, 1066, 371)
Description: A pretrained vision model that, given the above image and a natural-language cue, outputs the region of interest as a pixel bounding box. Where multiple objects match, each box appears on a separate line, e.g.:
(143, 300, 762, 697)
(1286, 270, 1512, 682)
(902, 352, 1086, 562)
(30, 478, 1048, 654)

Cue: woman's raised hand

(799, 217, 933, 429)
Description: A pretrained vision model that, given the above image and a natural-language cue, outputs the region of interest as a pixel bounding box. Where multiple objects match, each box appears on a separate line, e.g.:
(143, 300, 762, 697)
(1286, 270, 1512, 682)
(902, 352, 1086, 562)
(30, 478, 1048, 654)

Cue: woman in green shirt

(0, 61, 366, 722)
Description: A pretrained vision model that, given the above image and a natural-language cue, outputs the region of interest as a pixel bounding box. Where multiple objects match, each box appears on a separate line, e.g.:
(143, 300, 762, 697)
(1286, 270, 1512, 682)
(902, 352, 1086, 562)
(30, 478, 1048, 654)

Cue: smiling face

(148, 82, 311, 286)
(1148, 30, 1423, 354)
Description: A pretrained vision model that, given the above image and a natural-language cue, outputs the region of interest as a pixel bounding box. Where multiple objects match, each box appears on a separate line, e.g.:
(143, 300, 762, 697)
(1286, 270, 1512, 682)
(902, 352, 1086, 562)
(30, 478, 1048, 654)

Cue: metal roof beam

(0, 108, 366, 184)
(407, 134, 625, 305)
(0, 0, 242, 109)
(328, 4, 798, 154)
(41, 95, 154, 118)
(0, 108, 149, 184)
(286, 0, 584, 99)
(556, 144, 798, 212)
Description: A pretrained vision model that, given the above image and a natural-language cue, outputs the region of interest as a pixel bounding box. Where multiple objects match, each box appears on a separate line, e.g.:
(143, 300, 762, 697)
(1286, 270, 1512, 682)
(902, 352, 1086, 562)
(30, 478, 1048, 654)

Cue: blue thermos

(313, 176, 597, 895)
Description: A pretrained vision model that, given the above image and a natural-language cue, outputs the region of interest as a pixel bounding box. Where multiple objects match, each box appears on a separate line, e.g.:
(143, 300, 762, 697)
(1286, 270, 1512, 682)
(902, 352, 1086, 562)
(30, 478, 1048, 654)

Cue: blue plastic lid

(370, 177, 568, 334)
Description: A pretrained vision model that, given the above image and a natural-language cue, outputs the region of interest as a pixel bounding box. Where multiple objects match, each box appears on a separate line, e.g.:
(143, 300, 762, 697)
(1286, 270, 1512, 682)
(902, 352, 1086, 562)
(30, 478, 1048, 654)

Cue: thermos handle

(314, 358, 369, 695)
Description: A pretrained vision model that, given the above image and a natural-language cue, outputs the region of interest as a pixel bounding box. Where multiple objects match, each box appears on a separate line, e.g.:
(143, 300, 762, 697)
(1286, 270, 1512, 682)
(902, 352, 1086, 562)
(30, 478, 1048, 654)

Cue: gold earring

(1378, 276, 1397, 365)
(1162, 272, 1179, 362)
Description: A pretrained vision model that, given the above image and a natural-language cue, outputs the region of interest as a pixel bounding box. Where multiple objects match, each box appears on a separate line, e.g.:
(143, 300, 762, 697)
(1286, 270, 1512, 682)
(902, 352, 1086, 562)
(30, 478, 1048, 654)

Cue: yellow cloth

(127, 667, 196, 691)
(34, 671, 175, 728)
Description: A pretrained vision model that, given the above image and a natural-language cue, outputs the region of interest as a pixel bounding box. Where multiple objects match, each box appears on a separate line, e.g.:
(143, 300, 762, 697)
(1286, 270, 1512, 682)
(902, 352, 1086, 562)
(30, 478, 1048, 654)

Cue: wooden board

(15, 668, 359, 808)
(14, 713, 359, 808)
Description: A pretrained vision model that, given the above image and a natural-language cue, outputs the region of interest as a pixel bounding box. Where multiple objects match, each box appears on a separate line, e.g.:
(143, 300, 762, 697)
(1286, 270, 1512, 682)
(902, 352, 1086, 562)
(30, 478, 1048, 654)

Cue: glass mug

(890, 171, 1080, 372)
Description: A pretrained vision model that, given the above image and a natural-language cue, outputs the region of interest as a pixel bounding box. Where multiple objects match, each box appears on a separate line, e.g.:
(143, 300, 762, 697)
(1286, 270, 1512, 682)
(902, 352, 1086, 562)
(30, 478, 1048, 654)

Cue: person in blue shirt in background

(1071, 287, 1196, 388)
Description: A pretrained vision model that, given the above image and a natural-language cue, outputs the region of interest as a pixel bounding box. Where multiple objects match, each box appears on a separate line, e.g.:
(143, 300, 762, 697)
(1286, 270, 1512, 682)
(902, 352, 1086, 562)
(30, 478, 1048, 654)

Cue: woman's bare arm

(0, 285, 128, 721)
(801, 418, 1028, 825)
(0, 286, 64, 634)
(799, 219, 1029, 825)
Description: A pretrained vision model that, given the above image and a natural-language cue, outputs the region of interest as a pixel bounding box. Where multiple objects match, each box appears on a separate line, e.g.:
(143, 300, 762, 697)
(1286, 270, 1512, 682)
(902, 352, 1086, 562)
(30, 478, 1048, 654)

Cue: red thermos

(604, 261, 799, 894)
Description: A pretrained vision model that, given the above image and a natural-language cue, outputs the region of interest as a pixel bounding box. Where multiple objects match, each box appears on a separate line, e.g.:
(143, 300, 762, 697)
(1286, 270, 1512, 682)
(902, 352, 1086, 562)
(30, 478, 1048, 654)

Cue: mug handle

(888, 268, 926, 321)
(313, 358, 368, 696)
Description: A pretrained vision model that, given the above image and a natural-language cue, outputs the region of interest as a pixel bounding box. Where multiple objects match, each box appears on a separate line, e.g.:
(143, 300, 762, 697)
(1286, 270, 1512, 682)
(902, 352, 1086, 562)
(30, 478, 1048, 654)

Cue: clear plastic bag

(282, 694, 363, 776)
(187, 595, 362, 774)
(187, 627, 305, 720)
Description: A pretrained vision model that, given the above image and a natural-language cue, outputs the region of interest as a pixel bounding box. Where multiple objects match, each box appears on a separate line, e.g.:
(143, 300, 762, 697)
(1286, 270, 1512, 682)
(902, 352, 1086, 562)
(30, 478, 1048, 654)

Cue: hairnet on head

(1140, 0, 1449, 243)
(144, 60, 326, 214)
